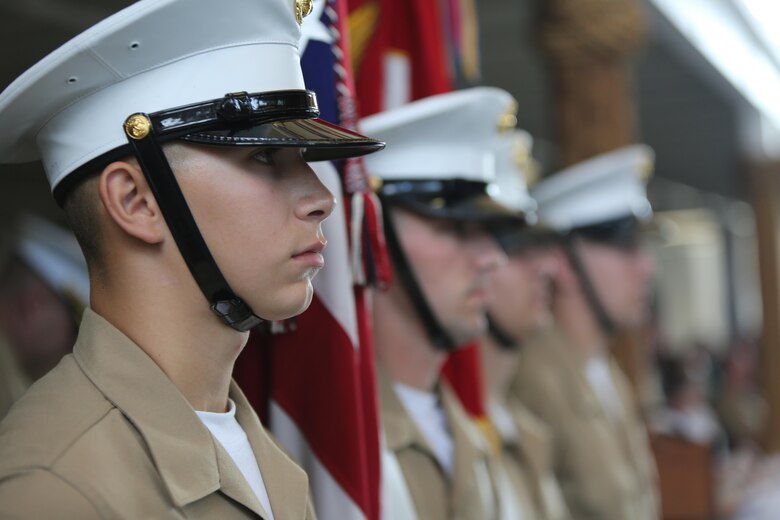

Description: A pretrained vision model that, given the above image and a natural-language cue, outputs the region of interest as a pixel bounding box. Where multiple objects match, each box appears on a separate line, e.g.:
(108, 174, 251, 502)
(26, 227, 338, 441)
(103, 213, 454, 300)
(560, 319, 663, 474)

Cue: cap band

(378, 179, 524, 225)
(147, 90, 319, 140)
(569, 215, 642, 250)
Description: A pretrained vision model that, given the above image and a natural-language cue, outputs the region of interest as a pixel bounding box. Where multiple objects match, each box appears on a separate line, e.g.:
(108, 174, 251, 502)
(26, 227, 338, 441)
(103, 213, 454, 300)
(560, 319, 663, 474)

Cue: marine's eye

(253, 148, 279, 166)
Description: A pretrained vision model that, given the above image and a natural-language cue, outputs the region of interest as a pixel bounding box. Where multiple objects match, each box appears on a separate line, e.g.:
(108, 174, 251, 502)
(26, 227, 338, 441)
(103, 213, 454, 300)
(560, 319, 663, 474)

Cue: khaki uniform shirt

(510, 327, 659, 520)
(0, 309, 315, 519)
(0, 333, 30, 420)
(378, 368, 499, 520)
(495, 402, 570, 520)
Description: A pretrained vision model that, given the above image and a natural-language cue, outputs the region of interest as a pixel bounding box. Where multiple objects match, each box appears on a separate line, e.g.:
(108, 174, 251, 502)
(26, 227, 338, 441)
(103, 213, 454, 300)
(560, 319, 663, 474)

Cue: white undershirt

(196, 400, 275, 519)
(583, 357, 624, 420)
(393, 383, 454, 477)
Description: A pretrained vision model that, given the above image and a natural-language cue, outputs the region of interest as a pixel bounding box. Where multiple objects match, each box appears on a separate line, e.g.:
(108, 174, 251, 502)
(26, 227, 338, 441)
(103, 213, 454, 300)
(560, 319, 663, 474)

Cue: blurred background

(2, 0, 780, 518)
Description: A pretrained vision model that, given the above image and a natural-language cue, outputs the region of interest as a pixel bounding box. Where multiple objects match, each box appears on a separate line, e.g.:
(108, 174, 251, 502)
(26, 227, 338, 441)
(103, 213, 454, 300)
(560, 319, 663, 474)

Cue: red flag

(348, 0, 453, 117)
(440, 342, 487, 418)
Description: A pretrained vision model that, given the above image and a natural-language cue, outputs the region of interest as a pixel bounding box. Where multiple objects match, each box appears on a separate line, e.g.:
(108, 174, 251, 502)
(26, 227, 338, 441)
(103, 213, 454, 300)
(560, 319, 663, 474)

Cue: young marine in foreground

(362, 87, 522, 520)
(0, 0, 382, 518)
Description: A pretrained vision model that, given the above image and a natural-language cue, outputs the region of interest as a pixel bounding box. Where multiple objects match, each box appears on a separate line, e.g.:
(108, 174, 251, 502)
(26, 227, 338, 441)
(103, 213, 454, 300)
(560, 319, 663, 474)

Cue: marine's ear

(97, 160, 165, 245)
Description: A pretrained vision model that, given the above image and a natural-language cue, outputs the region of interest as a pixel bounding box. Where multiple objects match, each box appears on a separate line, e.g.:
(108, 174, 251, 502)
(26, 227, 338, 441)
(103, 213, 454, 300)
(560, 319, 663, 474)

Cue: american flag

(234, 1, 384, 519)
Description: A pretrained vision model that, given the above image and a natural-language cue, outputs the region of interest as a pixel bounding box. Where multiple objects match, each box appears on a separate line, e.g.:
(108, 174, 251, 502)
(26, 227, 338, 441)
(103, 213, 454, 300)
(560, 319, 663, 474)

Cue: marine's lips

(465, 277, 493, 305)
(292, 240, 327, 268)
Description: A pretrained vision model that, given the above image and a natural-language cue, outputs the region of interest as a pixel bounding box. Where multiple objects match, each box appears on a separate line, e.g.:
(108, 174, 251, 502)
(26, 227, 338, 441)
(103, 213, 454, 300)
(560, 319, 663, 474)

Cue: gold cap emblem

(497, 100, 519, 133)
(369, 175, 384, 193)
(295, 0, 314, 25)
(124, 114, 151, 140)
(513, 141, 541, 186)
(429, 197, 446, 209)
(513, 142, 530, 171)
(639, 157, 655, 180)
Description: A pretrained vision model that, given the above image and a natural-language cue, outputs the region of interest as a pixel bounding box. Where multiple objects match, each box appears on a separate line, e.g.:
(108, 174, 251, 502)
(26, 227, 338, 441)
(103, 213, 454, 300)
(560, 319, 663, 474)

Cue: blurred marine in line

(510, 146, 660, 520)
(479, 129, 571, 520)
(363, 87, 522, 520)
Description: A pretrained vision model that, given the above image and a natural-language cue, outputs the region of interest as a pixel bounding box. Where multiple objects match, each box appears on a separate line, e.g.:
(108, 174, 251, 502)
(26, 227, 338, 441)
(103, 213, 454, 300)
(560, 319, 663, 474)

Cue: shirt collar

(73, 309, 220, 507)
(546, 327, 605, 418)
(377, 365, 436, 456)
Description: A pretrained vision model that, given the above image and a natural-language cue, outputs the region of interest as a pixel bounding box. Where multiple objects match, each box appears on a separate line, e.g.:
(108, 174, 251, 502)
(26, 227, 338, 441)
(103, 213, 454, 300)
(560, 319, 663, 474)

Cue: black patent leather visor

(150, 89, 383, 160)
(378, 179, 525, 225)
(184, 117, 384, 161)
(571, 215, 643, 250)
(493, 224, 561, 255)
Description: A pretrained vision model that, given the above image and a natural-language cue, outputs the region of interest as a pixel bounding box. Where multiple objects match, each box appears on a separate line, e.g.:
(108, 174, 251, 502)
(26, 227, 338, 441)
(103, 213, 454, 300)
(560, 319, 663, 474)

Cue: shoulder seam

(49, 405, 115, 468)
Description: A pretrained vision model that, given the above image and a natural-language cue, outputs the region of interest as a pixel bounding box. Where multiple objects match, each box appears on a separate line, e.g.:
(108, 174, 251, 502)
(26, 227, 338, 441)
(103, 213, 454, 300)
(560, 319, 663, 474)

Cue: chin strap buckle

(211, 297, 263, 332)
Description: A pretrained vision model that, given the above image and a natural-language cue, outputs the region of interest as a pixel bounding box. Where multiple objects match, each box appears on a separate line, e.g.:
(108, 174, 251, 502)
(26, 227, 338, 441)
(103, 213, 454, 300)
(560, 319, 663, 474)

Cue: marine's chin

(447, 312, 488, 347)
(253, 281, 315, 322)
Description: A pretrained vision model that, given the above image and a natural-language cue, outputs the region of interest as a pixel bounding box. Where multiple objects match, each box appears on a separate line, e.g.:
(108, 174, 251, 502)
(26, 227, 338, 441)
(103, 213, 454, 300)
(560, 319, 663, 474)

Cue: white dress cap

(360, 87, 517, 183)
(531, 144, 655, 232)
(14, 214, 90, 307)
(0, 0, 308, 192)
(488, 129, 537, 214)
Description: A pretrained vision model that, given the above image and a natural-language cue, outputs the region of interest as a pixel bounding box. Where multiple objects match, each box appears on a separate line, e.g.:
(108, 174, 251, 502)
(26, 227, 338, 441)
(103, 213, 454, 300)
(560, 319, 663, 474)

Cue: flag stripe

(313, 161, 359, 347)
(270, 402, 368, 520)
(266, 294, 373, 512)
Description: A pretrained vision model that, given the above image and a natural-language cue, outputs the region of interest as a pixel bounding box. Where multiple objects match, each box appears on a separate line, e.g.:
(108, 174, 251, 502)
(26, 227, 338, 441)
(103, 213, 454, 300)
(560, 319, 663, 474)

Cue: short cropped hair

(62, 174, 103, 275)
(61, 143, 188, 276)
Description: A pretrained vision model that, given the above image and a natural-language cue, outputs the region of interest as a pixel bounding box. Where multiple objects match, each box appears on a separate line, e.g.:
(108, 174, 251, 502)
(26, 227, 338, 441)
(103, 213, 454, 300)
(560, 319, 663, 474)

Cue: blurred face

(488, 246, 558, 341)
(393, 209, 507, 345)
(173, 144, 336, 321)
(577, 239, 655, 329)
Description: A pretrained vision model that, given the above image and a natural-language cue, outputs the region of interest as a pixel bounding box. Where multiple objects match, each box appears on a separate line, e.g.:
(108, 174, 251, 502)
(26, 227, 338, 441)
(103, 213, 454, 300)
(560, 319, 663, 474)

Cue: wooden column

(539, 0, 647, 165)
(538, 0, 650, 397)
(748, 163, 780, 453)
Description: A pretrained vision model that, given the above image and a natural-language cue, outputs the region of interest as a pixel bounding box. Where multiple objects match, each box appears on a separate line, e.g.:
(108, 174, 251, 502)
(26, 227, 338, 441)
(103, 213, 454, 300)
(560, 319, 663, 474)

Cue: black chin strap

(381, 207, 456, 351)
(125, 113, 263, 332)
(562, 238, 617, 337)
(486, 314, 518, 350)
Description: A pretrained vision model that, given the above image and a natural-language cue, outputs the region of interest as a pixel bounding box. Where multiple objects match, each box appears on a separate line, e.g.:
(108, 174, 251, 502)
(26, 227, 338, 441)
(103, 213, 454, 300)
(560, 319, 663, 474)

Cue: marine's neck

(479, 336, 520, 404)
(373, 287, 446, 393)
(553, 292, 608, 361)
(91, 259, 245, 413)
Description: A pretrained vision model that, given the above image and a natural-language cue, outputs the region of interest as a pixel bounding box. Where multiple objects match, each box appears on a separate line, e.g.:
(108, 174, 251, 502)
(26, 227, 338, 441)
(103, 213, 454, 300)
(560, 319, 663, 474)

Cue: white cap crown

(532, 144, 655, 232)
(359, 87, 517, 184)
(0, 0, 307, 192)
